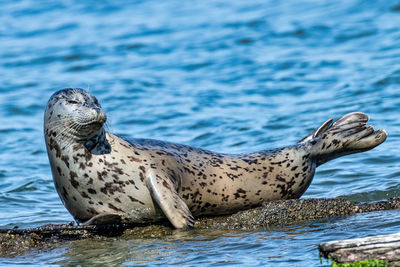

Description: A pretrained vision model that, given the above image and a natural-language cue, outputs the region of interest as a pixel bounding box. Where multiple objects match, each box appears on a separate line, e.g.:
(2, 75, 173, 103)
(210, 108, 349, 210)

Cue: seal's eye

(67, 100, 79, 104)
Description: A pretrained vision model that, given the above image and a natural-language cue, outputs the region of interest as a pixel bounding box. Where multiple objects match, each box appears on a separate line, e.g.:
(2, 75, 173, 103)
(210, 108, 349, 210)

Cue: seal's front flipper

(146, 170, 194, 229)
(80, 213, 122, 225)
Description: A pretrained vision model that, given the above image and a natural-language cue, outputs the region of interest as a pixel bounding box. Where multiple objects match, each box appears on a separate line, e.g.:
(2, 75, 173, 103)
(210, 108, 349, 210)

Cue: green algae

(331, 259, 389, 267)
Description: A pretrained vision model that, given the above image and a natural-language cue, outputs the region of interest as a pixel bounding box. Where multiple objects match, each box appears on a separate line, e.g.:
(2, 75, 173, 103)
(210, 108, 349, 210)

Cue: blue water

(1, 0, 400, 265)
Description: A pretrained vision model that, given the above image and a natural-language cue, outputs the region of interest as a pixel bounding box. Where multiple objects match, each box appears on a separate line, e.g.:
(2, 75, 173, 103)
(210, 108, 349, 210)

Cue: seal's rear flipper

(305, 112, 387, 166)
(298, 118, 334, 144)
(146, 170, 194, 229)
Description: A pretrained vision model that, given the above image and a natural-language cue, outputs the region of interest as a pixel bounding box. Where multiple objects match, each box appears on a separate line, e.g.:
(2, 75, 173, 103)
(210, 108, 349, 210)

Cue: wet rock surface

(1, 197, 400, 257)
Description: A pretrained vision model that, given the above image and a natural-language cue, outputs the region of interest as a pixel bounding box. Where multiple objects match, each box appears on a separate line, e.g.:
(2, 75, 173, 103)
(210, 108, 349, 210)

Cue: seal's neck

(84, 128, 111, 154)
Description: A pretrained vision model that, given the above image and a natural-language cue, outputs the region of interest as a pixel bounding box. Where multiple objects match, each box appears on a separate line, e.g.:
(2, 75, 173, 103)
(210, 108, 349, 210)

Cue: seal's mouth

(74, 120, 106, 143)
(91, 121, 104, 128)
(74, 110, 107, 142)
(80, 120, 105, 128)
(78, 110, 107, 130)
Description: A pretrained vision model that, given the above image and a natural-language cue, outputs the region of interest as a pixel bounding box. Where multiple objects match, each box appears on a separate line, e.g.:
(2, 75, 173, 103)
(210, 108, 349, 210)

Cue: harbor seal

(44, 88, 387, 228)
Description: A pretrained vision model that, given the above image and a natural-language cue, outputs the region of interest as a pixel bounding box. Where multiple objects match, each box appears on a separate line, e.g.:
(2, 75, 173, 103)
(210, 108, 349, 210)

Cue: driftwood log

(319, 233, 400, 265)
(1, 197, 400, 257)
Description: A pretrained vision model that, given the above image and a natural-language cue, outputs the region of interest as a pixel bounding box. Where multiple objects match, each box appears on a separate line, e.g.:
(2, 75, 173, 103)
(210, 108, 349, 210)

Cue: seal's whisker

(47, 124, 63, 134)
(68, 122, 82, 137)
(48, 120, 68, 129)
(59, 123, 81, 149)
(46, 120, 66, 129)
(104, 121, 112, 134)
(48, 124, 68, 138)
(47, 118, 74, 135)
(56, 121, 80, 144)
(57, 126, 73, 142)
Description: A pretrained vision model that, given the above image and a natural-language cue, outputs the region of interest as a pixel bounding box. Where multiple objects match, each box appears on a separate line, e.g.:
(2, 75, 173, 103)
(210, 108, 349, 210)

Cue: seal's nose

(95, 108, 107, 124)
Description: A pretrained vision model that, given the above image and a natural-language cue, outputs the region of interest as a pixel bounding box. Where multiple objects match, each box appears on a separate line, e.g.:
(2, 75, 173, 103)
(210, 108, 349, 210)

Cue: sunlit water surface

(1, 0, 400, 266)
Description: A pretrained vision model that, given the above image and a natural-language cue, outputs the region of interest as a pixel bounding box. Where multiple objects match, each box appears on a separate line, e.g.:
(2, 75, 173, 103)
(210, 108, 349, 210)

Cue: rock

(1, 197, 400, 257)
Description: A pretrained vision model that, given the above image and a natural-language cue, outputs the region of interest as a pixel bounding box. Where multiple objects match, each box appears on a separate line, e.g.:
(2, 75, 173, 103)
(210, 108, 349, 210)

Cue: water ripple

(0, 0, 400, 266)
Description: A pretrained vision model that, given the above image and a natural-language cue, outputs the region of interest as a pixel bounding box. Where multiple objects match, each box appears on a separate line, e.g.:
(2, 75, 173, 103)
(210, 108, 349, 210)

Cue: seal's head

(44, 88, 107, 144)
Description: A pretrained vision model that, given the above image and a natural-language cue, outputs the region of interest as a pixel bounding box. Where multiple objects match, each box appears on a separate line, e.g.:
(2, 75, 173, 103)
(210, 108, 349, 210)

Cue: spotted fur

(44, 88, 387, 228)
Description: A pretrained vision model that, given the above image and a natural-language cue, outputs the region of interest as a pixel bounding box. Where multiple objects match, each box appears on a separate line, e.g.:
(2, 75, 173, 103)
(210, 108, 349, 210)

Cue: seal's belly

(51, 141, 162, 223)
